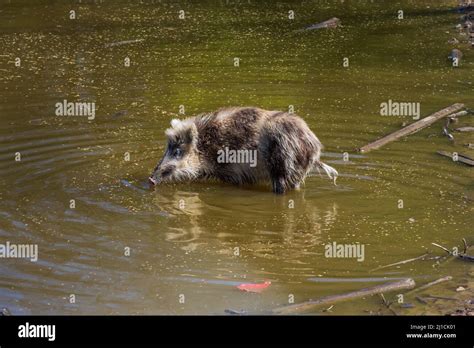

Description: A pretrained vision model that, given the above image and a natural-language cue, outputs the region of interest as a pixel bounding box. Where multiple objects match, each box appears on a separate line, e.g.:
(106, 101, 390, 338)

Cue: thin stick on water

(358, 103, 465, 153)
(369, 253, 429, 272)
(426, 295, 458, 301)
(379, 293, 398, 315)
(462, 238, 468, 254)
(416, 296, 428, 304)
(405, 276, 453, 295)
(272, 278, 415, 314)
(431, 243, 452, 254)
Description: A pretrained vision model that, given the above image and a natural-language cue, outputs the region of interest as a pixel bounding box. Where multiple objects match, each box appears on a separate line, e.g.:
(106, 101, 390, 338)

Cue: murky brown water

(0, 0, 472, 315)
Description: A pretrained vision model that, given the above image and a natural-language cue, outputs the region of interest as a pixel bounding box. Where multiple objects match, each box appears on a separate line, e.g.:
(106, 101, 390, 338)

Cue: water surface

(0, 0, 472, 315)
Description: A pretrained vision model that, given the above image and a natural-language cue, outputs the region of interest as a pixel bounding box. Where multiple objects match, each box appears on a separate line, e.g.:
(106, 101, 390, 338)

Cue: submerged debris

(224, 308, 247, 315)
(436, 151, 474, 166)
(454, 2, 474, 47)
(448, 48, 463, 65)
(0, 307, 11, 316)
(369, 253, 428, 272)
(448, 37, 460, 44)
(105, 39, 144, 48)
(304, 17, 341, 30)
(432, 239, 474, 262)
(457, 3, 474, 14)
(442, 109, 472, 140)
(405, 276, 453, 295)
(455, 126, 474, 132)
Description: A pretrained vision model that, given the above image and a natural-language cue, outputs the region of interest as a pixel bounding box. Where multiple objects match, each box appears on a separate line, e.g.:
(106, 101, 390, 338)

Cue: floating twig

(426, 295, 458, 301)
(462, 238, 468, 254)
(432, 243, 452, 254)
(448, 110, 471, 118)
(432, 241, 474, 262)
(299, 17, 341, 31)
(436, 151, 474, 166)
(105, 39, 145, 48)
(443, 117, 454, 140)
(369, 253, 428, 272)
(405, 276, 453, 295)
(272, 278, 415, 314)
(455, 126, 474, 132)
(380, 293, 390, 307)
(379, 293, 398, 315)
(322, 305, 334, 313)
(416, 296, 429, 304)
(224, 308, 247, 315)
(358, 104, 465, 153)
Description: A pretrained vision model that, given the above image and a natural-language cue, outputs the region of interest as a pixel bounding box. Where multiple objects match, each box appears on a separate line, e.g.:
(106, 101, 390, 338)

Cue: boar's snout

(149, 165, 162, 186)
(149, 162, 175, 186)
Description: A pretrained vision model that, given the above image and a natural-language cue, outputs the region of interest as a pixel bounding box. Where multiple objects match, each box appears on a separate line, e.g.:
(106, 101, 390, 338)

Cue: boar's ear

(167, 119, 197, 145)
(170, 119, 181, 129)
(183, 123, 198, 145)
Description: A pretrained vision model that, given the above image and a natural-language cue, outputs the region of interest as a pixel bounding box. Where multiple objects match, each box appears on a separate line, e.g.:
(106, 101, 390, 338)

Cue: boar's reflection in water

(152, 187, 339, 256)
(149, 107, 338, 194)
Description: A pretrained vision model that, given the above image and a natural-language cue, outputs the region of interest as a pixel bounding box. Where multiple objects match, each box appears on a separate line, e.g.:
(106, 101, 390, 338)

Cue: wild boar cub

(149, 107, 337, 194)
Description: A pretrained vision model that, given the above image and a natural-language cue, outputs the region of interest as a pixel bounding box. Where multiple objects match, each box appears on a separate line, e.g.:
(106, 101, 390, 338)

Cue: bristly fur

(150, 107, 338, 194)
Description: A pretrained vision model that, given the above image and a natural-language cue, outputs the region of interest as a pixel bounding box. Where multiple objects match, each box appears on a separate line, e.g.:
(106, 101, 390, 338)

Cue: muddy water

(0, 0, 472, 315)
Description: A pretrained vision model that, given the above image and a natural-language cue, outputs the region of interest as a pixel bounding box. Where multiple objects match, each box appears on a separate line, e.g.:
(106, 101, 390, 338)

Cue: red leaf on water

(237, 281, 271, 293)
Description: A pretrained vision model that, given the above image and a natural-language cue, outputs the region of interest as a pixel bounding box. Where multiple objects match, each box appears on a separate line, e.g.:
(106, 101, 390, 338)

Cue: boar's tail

(312, 161, 338, 186)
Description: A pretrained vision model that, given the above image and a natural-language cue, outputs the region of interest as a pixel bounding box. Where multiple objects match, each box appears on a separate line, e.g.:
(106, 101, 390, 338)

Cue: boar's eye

(173, 148, 183, 158)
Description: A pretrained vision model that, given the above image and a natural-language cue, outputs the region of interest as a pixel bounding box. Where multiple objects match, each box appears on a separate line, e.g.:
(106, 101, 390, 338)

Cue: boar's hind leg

(264, 136, 291, 194)
(271, 177, 287, 195)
